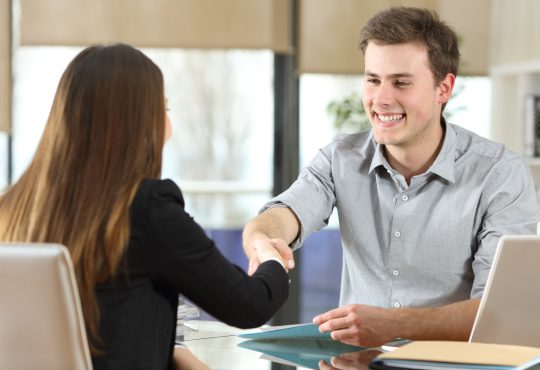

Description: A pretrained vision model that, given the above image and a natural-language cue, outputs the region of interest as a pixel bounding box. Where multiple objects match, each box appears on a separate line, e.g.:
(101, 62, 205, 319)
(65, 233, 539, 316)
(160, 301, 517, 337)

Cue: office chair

(0, 243, 93, 370)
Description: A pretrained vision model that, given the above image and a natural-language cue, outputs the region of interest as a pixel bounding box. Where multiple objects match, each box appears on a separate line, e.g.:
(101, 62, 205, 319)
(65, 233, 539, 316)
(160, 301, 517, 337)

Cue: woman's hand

(172, 346, 210, 370)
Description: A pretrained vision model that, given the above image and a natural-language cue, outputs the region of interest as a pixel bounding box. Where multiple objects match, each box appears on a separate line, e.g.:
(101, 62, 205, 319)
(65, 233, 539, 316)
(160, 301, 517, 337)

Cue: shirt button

(392, 269, 399, 276)
(402, 195, 409, 201)
(393, 302, 401, 308)
(394, 231, 401, 238)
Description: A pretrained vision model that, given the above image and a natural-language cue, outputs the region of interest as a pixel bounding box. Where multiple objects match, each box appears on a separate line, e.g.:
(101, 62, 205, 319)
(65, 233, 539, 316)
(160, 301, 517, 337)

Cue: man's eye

(366, 78, 379, 84)
(395, 81, 410, 87)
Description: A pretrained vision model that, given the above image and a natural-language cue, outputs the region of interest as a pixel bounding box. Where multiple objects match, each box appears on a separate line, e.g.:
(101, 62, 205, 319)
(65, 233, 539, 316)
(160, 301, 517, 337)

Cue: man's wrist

(394, 306, 437, 340)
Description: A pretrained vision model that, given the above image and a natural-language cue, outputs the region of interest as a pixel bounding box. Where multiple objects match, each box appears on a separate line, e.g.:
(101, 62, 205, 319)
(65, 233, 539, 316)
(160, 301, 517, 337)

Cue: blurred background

(1, 0, 538, 324)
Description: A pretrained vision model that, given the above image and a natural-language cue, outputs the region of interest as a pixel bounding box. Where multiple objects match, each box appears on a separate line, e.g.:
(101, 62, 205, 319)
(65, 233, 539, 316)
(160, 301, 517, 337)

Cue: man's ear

(438, 73, 456, 104)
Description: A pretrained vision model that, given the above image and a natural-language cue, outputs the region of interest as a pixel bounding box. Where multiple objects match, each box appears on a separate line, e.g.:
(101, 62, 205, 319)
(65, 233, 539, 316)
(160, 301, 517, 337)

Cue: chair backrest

(0, 243, 93, 370)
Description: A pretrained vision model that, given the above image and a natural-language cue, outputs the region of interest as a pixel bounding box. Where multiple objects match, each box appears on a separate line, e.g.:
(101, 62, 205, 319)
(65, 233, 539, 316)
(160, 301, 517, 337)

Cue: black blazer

(92, 179, 289, 370)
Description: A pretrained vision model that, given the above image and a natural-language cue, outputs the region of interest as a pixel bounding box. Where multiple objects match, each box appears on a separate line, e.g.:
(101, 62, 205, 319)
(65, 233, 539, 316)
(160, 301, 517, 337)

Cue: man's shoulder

(450, 123, 520, 163)
(329, 130, 374, 153)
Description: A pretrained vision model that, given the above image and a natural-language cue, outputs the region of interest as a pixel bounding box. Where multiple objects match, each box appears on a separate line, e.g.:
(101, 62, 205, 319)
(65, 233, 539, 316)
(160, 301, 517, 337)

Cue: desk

(177, 320, 381, 370)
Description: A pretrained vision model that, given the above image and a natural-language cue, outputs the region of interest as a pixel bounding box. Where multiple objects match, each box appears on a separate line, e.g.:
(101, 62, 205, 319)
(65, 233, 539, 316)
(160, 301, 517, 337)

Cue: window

(147, 49, 274, 228)
(12, 47, 274, 229)
(12, 47, 82, 181)
(445, 76, 491, 138)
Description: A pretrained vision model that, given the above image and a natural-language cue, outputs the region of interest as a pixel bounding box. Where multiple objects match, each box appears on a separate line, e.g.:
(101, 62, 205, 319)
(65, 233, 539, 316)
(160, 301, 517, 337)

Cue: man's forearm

(242, 207, 300, 257)
(397, 298, 481, 341)
(314, 298, 481, 347)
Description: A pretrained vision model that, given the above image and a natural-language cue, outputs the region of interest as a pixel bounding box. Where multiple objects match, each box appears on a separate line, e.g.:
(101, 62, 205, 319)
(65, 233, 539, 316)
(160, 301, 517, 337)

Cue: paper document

(370, 341, 540, 370)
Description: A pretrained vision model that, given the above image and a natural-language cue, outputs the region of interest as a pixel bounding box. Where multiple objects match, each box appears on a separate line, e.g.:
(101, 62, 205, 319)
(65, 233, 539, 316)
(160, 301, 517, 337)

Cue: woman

(0, 44, 289, 369)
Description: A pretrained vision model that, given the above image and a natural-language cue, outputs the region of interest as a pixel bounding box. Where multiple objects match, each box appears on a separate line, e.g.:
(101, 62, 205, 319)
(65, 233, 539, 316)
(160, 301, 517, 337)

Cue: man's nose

(373, 82, 394, 107)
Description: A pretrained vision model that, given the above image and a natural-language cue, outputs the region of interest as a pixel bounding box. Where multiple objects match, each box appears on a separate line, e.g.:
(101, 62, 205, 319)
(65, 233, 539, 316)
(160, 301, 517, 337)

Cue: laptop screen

(469, 235, 540, 347)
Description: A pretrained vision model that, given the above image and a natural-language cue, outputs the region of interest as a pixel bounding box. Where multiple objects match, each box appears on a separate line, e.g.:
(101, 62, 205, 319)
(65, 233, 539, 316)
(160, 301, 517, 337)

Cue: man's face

(362, 41, 453, 151)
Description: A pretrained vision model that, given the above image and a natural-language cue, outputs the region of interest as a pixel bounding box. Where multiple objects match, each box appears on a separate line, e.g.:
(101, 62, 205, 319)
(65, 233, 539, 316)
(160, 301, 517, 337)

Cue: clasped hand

(248, 238, 295, 275)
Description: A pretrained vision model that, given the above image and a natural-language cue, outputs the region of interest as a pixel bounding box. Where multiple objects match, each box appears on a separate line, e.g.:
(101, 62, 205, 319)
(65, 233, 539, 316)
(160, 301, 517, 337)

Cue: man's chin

(373, 133, 398, 146)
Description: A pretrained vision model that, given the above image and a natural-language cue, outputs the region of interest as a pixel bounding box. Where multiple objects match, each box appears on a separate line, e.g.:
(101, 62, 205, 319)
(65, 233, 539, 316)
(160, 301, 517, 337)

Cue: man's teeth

(378, 114, 404, 122)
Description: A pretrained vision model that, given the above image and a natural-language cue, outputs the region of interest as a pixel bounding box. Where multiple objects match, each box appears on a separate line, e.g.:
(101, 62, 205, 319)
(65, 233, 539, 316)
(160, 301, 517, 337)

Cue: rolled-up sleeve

(262, 145, 336, 250)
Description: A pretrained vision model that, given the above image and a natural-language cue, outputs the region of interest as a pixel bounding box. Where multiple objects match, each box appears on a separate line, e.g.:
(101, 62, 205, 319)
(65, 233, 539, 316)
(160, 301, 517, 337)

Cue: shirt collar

(367, 119, 456, 183)
(428, 120, 456, 183)
(368, 135, 389, 174)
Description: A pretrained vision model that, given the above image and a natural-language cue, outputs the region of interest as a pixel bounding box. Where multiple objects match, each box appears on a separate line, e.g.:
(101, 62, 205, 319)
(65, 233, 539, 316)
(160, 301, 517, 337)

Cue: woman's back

(92, 179, 288, 369)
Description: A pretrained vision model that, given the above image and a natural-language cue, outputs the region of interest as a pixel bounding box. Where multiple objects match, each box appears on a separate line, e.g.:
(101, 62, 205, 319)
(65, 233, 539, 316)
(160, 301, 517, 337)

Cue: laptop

(469, 235, 540, 347)
(0, 243, 92, 370)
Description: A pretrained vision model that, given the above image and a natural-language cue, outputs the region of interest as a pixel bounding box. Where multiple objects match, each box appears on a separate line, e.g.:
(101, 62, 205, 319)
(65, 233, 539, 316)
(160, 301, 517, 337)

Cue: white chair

(0, 243, 92, 370)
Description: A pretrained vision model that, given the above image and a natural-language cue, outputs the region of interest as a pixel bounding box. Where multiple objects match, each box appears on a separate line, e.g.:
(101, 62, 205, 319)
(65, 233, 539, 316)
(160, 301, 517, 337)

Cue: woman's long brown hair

(0, 44, 165, 354)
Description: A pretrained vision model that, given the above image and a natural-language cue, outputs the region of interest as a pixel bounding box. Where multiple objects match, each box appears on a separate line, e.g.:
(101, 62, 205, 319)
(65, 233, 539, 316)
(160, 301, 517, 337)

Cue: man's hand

(313, 304, 398, 347)
(248, 237, 294, 275)
(318, 349, 382, 370)
(313, 299, 480, 347)
(242, 207, 300, 275)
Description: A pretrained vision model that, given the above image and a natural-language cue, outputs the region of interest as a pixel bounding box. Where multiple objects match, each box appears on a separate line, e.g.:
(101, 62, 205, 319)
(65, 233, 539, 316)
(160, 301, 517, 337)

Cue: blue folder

(238, 338, 366, 368)
(239, 323, 332, 340)
(238, 324, 366, 368)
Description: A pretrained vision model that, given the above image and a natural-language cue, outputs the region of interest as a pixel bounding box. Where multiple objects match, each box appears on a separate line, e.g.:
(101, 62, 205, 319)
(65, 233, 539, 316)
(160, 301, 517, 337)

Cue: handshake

(242, 207, 300, 275)
(245, 237, 295, 276)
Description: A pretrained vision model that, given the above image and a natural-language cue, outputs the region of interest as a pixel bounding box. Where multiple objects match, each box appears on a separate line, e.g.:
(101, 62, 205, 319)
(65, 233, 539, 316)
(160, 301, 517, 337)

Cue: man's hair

(359, 6, 460, 83)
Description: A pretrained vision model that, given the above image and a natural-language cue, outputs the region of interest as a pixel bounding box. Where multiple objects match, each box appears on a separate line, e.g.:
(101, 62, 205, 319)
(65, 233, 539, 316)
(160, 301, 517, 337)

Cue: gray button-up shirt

(265, 123, 539, 308)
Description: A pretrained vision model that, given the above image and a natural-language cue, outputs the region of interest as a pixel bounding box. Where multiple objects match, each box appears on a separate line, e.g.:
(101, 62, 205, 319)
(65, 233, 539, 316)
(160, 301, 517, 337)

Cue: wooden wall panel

(298, 0, 490, 75)
(20, 0, 292, 52)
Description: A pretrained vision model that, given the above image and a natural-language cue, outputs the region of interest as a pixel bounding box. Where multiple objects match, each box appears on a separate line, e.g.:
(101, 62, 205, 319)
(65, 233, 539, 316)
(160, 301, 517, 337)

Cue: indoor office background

(1, 0, 539, 324)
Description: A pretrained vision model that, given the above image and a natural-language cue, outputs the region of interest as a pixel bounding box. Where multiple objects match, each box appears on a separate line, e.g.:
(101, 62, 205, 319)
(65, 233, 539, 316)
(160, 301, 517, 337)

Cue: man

(243, 7, 539, 347)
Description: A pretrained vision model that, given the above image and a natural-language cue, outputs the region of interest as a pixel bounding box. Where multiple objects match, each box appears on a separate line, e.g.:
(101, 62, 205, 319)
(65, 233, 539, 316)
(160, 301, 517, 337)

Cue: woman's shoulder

(131, 178, 185, 215)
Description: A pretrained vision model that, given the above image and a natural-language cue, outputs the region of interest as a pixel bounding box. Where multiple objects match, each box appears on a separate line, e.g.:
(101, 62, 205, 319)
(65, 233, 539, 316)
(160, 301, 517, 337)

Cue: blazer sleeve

(130, 179, 289, 328)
